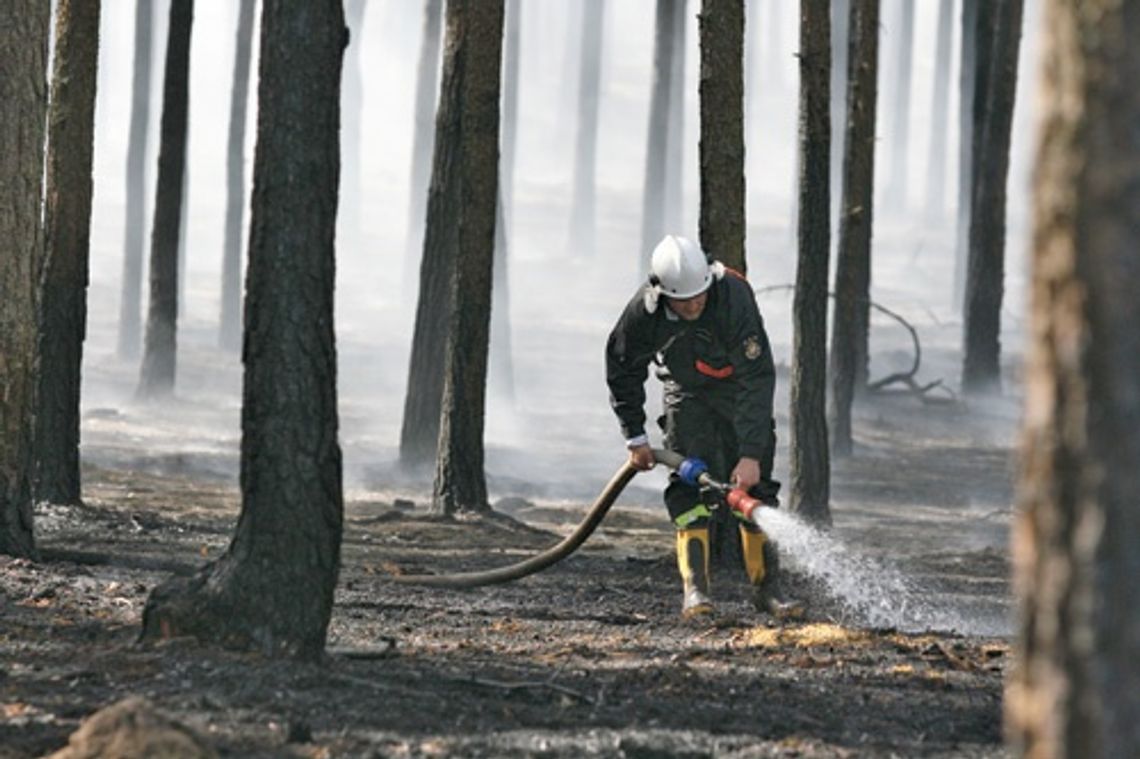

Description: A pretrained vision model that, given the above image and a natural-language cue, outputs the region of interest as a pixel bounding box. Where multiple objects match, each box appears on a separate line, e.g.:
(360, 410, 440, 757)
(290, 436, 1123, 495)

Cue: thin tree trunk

(432, 0, 505, 516)
(924, 0, 954, 221)
(789, 0, 833, 525)
(567, 0, 604, 256)
(664, 0, 687, 231)
(884, 0, 914, 209)
(35, 0, 101, 507)
(952, 0, 978, 310)
(641, 0, 678, 277)
(117, 0, 154, 359)
(829, 0, 880, 458)
(961, 0, 1022, 396)
(1008, 2, 1140, 754)
(698, 0, 746, 274)
(219, 0, 257, 353)
(0, 0, 50, 559)
(402, 0, 444, 302)
(829, 0, 851, 217)
(138, 0, 194, 399)
(141, 0, 346, 660)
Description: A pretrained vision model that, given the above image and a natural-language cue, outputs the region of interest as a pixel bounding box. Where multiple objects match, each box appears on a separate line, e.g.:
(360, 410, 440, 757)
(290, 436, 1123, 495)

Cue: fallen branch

(755, 284, 957, 405)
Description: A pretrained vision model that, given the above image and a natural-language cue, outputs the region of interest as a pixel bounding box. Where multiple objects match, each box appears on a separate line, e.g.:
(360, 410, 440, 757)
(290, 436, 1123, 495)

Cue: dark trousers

(659, 395, 779, 566)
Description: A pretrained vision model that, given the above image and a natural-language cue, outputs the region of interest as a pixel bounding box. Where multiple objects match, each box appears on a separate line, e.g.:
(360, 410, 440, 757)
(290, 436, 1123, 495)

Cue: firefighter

(605, 234, 803, 619)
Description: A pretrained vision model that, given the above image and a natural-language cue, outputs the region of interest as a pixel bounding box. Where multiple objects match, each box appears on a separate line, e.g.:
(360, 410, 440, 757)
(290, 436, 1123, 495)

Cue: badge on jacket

(743, 335, 762, 360)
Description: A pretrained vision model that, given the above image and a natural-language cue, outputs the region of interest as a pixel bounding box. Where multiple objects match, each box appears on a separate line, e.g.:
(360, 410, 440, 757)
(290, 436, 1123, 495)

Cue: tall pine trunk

(219, 0, 257, 353)
(664, 0, 687, 232)
(35, 0, 102, 507)
(698, 0, 746, 274)
(432, 0, 505, 515)
(641, 0, 679, 274)
(0, 0, 50, 559)
(141, 0, 346, 660)
(829, 0, 881, 457)
(1008, 2, 1140, 753)
(402, 0, 444, 302)
(961, 0, 1022, 396)
(138, 0, 194, 399)
(924, 0, 954, 220)
(789, 0, 833, 525)
(952, 0, 979, 309)
(567, 0, 604, 256)
(117, 0, 154, 359)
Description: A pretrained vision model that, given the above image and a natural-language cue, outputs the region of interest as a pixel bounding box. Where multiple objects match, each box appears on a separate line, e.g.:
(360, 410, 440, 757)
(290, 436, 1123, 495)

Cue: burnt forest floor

(1, 393, 1017, 758)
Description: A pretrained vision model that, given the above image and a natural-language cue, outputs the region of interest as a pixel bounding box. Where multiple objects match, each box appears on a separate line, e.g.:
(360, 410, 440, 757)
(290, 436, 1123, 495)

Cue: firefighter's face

(666, 291, 708, 321)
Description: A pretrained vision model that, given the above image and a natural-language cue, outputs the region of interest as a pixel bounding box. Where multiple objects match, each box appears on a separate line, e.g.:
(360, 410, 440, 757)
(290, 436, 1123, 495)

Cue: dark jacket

(605, 271, 776, 459)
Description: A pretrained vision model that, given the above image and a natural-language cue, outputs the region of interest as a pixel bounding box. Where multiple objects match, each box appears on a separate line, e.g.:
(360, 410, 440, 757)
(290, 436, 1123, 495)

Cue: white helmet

(650, 235, 712, 299)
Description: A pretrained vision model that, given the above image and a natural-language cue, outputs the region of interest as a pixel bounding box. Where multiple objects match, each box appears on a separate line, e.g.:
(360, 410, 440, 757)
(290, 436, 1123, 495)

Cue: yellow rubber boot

(740, 526, 804, 619)
(676, 527, 713, 618)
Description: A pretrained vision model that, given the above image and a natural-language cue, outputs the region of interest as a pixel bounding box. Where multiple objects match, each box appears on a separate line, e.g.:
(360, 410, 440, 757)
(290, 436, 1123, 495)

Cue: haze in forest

(83, 0, 1041, 503)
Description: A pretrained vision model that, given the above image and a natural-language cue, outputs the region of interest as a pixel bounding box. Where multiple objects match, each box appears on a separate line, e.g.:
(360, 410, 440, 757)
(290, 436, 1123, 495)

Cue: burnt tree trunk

(401, 0, 501, 471)
(952, 0, 979, 309)
(884, 0, 914, 209)
(117, 0, 154, 359)
(140, 0, 347, 660)
(567, 0, 604, 256)
(432, 0, 505, 516)
(961, 0, 1022, 396)
(219, 0, 257, 353)
(829, 0, 880, 457)
(924, 0, 954, 221)
(698, 0, 746, 274)
(0, 0, 50, 559)
(35, 0, 101, 507)
(402, 0, 444, 302)
(698, 0, 746, 565)
(1008, 2, 1140, 753)
(789, 0, 833, 524)
(641, 0, 679, 275)
(138, 0, 194, 399)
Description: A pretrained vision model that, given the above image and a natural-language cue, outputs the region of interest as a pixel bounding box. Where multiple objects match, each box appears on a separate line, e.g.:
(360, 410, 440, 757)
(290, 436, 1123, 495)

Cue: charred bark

(829, 0, 880, 457)
(0, 0, 50, 559)
(789, 0, 833, 524)
(141, 0, 346, 659)
(138, 0, 194, 399)
(1008, 1, 1140, 753)
(432, 0, 505, 516)
(698, 0, 746, 274)
(952, 0, 979, 309)
(961, 0, 1022, 396)
(35, 0, 101, 507)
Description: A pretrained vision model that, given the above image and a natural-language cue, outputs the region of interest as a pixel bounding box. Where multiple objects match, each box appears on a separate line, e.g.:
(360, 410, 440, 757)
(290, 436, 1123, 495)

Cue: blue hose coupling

(677, 457, 708, 487)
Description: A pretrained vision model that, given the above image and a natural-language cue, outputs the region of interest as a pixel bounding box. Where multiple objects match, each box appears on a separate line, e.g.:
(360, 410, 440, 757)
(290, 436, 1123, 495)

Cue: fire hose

(388, 448, 771, 588)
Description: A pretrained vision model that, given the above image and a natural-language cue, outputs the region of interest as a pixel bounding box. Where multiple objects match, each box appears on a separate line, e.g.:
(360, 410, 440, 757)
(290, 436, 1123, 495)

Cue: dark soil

(1, 396, 1014, 758)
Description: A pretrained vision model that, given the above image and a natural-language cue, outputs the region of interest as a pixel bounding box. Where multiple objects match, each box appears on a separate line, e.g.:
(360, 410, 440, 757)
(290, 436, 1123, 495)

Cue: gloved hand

(628, 444, 656, 471)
